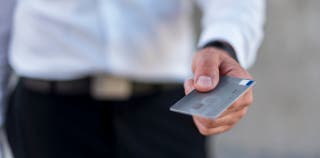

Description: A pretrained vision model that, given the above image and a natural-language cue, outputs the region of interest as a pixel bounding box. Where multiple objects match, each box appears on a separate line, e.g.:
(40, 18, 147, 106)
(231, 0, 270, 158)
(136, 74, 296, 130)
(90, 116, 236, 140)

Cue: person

(0, 0, 265, 158)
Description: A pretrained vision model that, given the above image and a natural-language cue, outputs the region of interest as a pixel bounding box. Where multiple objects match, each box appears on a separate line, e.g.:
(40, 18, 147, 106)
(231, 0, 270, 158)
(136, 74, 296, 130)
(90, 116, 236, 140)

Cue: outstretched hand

(185, 47, 253, 136)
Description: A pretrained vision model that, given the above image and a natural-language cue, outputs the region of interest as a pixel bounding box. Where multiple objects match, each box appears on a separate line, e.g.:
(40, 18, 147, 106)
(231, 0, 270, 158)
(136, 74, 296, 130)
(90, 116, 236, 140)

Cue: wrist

(201, 40, 238, 62)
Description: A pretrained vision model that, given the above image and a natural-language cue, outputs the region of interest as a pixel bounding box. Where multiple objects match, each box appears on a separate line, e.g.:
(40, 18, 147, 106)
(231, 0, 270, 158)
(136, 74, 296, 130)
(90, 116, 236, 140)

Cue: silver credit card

(170, 76, 255, 119)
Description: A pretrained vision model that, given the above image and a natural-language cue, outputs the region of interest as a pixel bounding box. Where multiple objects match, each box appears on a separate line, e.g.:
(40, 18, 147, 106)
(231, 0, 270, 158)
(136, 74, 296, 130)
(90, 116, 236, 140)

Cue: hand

(185, 47, 253, 136)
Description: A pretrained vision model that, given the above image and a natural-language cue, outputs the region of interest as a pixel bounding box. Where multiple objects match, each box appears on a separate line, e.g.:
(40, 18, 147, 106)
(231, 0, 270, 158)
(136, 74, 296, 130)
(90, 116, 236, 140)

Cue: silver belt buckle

(91, 75, 132, 100)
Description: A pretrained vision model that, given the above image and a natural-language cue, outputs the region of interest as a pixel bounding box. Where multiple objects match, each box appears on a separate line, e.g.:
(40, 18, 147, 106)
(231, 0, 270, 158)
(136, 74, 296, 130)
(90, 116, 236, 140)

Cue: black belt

(20, 77, 182, 98)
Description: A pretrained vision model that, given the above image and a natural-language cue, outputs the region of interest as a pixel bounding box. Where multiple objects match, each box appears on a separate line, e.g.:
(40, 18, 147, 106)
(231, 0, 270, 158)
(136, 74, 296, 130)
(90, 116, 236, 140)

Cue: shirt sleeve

(0, 0, 16, 126)
(196, 0, 266, 69)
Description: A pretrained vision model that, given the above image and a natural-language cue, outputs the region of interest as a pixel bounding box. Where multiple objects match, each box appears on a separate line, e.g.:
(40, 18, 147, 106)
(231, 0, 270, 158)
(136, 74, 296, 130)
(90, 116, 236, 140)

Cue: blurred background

(2, 0, 320, 158)
(210, 0, 320, 157)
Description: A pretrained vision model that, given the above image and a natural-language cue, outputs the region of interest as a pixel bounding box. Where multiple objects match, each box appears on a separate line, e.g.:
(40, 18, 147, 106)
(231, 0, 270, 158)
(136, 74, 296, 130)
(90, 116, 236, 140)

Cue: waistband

(20, 76, 182, 100)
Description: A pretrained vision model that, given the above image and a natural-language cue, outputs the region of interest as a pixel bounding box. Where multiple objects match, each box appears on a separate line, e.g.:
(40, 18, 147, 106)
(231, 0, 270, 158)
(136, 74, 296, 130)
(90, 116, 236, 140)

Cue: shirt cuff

(201, 40, 238, 62)
(198, 22, 249, 69)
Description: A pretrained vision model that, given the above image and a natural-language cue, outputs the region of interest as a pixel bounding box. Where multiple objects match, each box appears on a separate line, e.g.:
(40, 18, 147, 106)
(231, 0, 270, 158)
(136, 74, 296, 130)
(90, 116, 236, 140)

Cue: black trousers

(5, 81, 207, 158)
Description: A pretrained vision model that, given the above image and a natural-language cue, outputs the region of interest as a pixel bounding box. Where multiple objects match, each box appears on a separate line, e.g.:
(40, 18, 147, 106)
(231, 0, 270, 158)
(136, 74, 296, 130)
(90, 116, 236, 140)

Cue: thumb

(193, 52, 220, 92)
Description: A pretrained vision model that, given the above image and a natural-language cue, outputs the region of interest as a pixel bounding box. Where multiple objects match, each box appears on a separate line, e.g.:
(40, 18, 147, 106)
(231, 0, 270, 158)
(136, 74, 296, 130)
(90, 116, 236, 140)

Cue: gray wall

(212, 0, 320, 157)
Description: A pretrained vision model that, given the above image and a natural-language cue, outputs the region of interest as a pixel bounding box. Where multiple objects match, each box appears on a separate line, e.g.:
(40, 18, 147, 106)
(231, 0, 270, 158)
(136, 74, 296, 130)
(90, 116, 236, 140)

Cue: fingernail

(197, 76, 213, 88)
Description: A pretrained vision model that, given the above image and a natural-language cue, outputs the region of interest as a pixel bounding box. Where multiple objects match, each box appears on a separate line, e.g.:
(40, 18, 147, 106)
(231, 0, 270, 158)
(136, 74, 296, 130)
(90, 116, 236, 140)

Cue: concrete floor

(212, 0, 320, 157)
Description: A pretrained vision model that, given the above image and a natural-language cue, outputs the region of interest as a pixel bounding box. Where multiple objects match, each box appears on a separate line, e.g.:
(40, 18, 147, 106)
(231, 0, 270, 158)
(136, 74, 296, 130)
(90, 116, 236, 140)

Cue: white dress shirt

(0, 0, 265, 126)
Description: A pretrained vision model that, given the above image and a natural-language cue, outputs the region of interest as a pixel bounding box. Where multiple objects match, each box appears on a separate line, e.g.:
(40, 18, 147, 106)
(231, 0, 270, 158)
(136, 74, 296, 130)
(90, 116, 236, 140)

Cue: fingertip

(194, 75, 217, 92)
(193, 117, 211, 136)
(193, 116, 215, 128)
